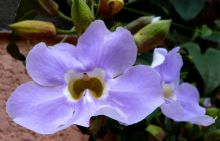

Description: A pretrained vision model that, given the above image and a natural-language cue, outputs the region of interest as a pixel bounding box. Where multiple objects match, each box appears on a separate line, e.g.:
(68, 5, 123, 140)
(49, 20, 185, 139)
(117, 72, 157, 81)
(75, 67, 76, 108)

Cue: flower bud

(125, 16, 160, 34)
(9, 20, 56, 37)
(134, 20, 171, 53)
(146, 124, 165, 141)
(98, 0, 124, 17)
(71, 0, 94, 36)
(37, 0, 59, 16)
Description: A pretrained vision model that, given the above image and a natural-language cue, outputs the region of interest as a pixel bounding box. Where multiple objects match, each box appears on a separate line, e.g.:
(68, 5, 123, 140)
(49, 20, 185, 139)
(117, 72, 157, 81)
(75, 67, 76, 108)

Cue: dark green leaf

(182, 42, 220, 94)
(203, 32, 220, 42)
(200, 25, 212, 38)
(13, 0, 38, 22)
(170, 0, 206, 21)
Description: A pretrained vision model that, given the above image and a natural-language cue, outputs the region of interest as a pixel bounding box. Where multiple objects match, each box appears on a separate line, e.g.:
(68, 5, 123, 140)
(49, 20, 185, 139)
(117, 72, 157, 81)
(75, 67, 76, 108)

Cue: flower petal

(26, 42, 83, 86)
(94, 65, 164, 125)
(176, 83, 200, 105)
(77, 20, 137, 78)
(153, 47, 183, 84)
(161, 83, 215, 126)
(72, 92, 99, 127)
(6, 82, 75, 134)
(188, 116, 215, 126)
(161, 101, 185, 121)
(151, 48, 167, 67)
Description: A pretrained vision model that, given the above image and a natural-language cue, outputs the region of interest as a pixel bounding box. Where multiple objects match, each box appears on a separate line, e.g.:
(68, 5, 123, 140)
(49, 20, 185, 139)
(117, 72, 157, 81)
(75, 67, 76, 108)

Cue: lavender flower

(6, 20, 163, 134)
(151, 47, 215, 126)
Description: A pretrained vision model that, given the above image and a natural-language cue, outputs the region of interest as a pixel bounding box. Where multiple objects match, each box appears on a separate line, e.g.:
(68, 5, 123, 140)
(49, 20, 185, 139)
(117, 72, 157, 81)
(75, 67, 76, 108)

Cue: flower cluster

(6, 20, 214, 134)
(151, 47, 215, 126)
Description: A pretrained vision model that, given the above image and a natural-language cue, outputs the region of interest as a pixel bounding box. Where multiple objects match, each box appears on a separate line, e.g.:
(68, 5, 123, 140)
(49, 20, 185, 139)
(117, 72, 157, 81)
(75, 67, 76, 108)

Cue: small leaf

(200, 25, 213, 38)
(182, 42, 220, 95)
(170, 0, 206, 21)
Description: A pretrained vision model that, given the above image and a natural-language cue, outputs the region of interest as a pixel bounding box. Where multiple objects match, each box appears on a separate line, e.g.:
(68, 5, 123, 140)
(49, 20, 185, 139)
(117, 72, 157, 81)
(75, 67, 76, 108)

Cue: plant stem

(56, 27, 75, 34)
(123, 7, 151, 16)
(56, 11, 73, 23)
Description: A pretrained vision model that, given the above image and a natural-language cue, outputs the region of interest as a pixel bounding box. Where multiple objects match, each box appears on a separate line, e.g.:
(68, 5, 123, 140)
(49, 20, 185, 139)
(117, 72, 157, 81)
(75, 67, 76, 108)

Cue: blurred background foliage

(0, 0, 220, 141)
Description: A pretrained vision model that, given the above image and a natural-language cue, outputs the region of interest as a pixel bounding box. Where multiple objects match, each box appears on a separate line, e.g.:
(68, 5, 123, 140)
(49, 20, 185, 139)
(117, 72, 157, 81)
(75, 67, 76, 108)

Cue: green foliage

(182, 42, 220, 95)
(170, 0, 206, 21)
(204, 130, 220, 141)
(13, 0, 38, 22)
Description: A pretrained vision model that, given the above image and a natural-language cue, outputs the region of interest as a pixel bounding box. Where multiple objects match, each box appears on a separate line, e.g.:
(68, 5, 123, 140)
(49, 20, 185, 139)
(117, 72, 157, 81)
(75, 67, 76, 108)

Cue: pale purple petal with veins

(26, 42, 84, 86)
(94, 65, 164, 125)
(6, 82, 75, 134)
(77, 20, 137, 78)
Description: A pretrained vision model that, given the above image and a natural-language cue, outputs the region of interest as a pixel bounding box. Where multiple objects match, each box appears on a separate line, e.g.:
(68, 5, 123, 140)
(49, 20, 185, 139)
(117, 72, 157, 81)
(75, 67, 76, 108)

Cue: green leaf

(170, 0, 206, 21)
(200, 25, 212, 38)
(13, 0, 38, 22)
(182, 42, 220, 95)
(203, 32, 220, 42)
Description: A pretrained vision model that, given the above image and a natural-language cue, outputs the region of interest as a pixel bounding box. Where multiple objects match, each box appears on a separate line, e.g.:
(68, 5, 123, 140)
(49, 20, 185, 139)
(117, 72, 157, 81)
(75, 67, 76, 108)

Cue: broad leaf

(182, 42, 220, 95)
(170, 0, 206, 21)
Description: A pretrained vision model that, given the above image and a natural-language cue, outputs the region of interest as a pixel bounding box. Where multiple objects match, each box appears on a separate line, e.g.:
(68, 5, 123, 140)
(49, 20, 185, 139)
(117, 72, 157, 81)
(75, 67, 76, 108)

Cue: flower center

(162, 83, 175, 99)
(68, 74, 104, 100)
(64, 68, 106, 101)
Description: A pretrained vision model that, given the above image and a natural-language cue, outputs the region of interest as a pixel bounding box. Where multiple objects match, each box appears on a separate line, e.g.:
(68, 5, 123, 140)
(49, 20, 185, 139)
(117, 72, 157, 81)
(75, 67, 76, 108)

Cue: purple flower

(6, 20, 163, 134)
(151, 47, 215, 126)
